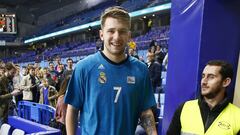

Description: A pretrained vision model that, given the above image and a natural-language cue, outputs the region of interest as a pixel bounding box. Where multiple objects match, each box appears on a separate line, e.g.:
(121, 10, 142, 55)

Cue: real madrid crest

(98, 72, 107, 84)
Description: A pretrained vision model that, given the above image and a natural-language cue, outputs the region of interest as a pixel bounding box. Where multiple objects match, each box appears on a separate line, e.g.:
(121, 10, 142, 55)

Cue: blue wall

(161, 0, 240, 134)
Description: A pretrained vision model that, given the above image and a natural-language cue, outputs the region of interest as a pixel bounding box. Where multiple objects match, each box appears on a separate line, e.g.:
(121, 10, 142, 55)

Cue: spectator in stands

(34, 62, 40, 69)
(27, 63, 34, 68)
(148, 53, 162, 93)
(128, 39, 138, 59)
(128, 48, 139, 59)
(56, 63, 65, 92)
(42, 67, 55, 86)
(147, 51, 154, 66)
(63, 58, 74, 78)
(150, 45, 156, 54)
(36, 68, 44, 82)
(147, 41, 156, 64)
(155, 45, 165, 64)
(167, 60, 240, 135)
(0, 62, 22, 126)
(55, 76, 71, 135)
(57, 64, 65, 75)
(147, 19, 153, 32)
(55, 56, 64, 72)
(0, 65, 5, 77)
(34, 66, 41, 77)
(39, 79, 58, 107)
(96, 39, 103, 51)
(65, 6, 157, 135)
(48, 61, 58, 87)
(21, 66, 28, 76)
(13, 64, 23, 103)
(21, 66, 40, 102)
(149, 40, 156, 51)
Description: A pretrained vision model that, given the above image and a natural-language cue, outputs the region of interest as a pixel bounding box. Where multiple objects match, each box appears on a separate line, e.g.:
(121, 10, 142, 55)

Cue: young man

(63, 58, 74, 78)
(167, 60, 240, 135)
(64, 6, 157, 135)
(0, 62, 22, 126)
(55, 55, 64, 72)
(48, 61, 58, 87)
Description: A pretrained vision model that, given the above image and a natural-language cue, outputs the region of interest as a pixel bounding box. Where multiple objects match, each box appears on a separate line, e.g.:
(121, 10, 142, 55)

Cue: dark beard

(204, 85, 223, 99)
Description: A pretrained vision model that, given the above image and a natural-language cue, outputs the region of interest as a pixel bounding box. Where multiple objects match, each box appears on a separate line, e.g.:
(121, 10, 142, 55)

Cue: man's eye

(119, 30, 128, 34)
(208, 75, 214, 79)
(108, 30, 114, 33)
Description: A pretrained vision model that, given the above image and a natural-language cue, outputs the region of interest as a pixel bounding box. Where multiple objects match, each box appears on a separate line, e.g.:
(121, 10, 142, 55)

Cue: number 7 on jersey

(114, 87, 122, 103)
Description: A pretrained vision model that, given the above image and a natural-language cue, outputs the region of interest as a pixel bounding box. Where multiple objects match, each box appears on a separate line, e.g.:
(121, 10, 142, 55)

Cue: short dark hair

(28, 65, 35, 71)
(49, 61, 54, 65)
(5, 62, 17, 71)
(207, 60, 233, 80)
(67, 58, 73, 62)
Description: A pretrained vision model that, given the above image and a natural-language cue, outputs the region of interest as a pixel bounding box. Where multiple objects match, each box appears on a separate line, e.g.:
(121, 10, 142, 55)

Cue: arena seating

(3, 26, 169, 64)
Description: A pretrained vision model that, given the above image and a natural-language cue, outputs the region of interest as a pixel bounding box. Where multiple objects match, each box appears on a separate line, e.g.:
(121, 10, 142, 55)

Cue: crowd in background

(0, 57, 73, 133)
(0, 41, 168, 134)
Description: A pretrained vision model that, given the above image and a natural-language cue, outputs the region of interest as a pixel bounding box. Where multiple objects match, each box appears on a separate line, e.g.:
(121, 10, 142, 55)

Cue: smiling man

(167, 60, 240, 135)
(64, 6, 157, 135)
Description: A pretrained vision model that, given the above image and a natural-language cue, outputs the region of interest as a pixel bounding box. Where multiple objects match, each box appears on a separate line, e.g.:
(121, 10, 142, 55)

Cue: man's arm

(140, 108, 158, 135)
(66, 104, 79, 135)
(166, 103, 184, 135)
(0, 78, 10, 101)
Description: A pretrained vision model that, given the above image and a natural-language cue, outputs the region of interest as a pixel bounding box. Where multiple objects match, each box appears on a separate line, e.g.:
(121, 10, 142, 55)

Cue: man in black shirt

(0, 62, 22, 126)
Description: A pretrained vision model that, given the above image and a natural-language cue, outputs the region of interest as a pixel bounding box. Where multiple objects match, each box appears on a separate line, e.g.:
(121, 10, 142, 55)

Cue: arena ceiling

(0, 0, 78, 16)
(0, 0, 110, 24)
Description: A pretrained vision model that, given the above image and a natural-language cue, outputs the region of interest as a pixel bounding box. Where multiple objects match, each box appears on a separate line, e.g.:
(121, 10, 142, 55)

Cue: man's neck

(102, 50, 126, 63)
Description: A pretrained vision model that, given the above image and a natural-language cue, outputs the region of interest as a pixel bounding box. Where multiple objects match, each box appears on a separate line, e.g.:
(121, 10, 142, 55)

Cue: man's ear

(99, 30, 103, 41)
(222, 77, 231, 88)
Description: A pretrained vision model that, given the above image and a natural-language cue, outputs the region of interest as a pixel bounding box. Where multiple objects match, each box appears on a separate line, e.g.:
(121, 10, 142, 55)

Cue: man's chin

(110, 50, 124, 55)
(201, 90, 209, 97)
(202, 92, 215, 99)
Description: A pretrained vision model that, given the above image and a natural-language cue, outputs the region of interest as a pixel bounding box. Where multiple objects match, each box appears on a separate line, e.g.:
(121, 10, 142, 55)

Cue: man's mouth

(201, 86, 209, 89)
(111, 42, 121, 46)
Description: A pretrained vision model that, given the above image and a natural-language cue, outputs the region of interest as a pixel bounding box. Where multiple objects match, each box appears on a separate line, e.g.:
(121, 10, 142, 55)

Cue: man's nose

(201, 77, 207, 84)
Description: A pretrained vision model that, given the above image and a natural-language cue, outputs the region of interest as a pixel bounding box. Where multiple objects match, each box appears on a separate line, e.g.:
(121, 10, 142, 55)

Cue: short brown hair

(5, 62, 17, 71)
(207, 60, 233, 80)
(28, 65, 35, 71)
(100, 6, 131, 29)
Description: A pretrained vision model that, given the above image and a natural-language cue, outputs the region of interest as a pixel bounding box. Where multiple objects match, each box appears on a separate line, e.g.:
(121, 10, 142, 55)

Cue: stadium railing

(18, 101, 56, 125)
